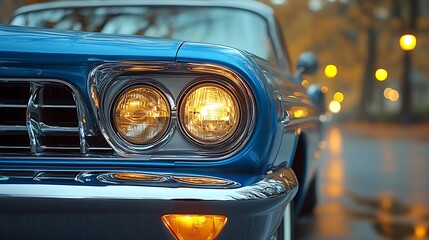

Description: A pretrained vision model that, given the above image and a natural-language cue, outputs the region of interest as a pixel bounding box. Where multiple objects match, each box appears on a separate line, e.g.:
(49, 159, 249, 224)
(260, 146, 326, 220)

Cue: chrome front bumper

(0, 167, 297, 201)
(0, 167, 298, 240)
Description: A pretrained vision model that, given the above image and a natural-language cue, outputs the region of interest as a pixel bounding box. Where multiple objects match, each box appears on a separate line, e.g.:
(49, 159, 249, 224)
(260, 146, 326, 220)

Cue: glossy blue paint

(0, 25, 285, 177)
(0, 25, 182, 62)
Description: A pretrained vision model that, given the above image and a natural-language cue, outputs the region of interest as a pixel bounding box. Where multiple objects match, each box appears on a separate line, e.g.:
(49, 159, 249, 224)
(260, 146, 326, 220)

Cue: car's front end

(0, 25, 301, 240)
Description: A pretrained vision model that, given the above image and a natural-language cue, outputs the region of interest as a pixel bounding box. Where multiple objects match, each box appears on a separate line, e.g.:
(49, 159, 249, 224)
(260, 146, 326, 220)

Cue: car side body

(0, 1, 324, 239)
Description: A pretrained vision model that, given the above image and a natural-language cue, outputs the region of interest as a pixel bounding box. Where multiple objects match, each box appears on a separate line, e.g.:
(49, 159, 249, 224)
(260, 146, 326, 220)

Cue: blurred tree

(1, 0, 47, 24)
(264, 0, 427, 120)
(395, 0, 418, 122)
(266, 0, 394, 119)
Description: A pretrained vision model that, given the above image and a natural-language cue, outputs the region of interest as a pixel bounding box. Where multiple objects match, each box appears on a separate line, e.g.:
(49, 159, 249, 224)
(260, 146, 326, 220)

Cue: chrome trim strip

(0, 146, 30, 149)
(287, 117, 321, 127)
(26, 83, 42, 153)
(0, 125, 27, 133)
(0, 104, 26, 108)
(72, 92, 88, 154)
(0, 147, 112, 154)
(0, 104, 76, 109)
(0, 78, 100, 155)
(172, 175, 237, 187)
(38, 104, 76, 109)
(85, 147, 113, 151)
(96, 172, 169, 184)
(0, 124, 78, 135)
(278, 95, 321, 127)
(40, 146, 80, 150)
(39, 124, 79, 134)
(0, 167, 297, 201)
(33, 172, 77, 181)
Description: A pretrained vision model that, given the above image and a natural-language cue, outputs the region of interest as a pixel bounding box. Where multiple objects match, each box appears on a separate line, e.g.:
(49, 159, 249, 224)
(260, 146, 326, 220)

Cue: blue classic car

(0, 1, 324, 239)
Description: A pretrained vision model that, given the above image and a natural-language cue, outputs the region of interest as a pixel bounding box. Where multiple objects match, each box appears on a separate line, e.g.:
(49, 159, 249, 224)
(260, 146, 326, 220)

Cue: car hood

(0, 25, 183, 63)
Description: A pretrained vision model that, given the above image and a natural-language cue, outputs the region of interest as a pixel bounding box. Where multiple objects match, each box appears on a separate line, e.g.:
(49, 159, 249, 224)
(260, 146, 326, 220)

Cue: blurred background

(2, 0, 429, 239)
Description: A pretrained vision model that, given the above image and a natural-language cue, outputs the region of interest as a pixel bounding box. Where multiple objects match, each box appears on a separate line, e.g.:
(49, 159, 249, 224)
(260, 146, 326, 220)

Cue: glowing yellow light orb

(333, 92, 344, 103)
(301, 79, 309, 88)
(329, 100, 341, 114)
(399, 34, 417, 51)
(375, 68, 388, 81)
(325, 65, 338, 78)
(388, 90, 400, 102)
(321, 85, 329, 94)
(383, 87, 392, 99)
(414, 225, 427, 238)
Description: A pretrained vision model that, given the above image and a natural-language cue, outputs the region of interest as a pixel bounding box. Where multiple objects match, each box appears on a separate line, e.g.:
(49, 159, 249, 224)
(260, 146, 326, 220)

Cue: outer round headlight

(113, 85, 170, 144)
(180, 83, 240, 144)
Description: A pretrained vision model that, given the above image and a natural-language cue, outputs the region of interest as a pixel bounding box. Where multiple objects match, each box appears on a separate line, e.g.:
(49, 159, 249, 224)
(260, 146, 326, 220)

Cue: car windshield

(11, 6, 277, 64)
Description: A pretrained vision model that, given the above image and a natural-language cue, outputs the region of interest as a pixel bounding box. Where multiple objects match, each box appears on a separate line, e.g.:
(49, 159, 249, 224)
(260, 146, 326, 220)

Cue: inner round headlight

(113, 85, 170, 144)
(180, 83, 240, 144)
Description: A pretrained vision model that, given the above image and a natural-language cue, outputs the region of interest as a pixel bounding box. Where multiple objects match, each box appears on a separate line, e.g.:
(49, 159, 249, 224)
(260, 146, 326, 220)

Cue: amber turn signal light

(162, 214, 227, 240)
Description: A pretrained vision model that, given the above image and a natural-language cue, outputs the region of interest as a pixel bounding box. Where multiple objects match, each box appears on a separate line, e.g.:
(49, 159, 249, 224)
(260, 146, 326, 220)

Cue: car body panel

(0, 24, 182, 62)
(0, 25, 294, 176)
(0, 1, 325, 239)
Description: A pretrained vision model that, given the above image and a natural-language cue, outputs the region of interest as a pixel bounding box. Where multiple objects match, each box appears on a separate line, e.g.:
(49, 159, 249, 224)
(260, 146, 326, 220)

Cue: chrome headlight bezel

(89, 62, 255, 159)
(90, 73, 176, 155)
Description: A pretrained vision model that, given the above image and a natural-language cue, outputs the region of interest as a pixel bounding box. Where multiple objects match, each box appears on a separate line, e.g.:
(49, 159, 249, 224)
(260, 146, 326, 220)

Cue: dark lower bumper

(0, 167, 298, 240)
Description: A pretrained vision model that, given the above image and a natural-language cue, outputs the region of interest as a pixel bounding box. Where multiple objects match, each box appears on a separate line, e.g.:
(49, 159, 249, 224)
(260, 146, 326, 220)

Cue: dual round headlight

(112, 83, 240, 146)
(180, 84, 240, 144)
(113, 86, 170, 145)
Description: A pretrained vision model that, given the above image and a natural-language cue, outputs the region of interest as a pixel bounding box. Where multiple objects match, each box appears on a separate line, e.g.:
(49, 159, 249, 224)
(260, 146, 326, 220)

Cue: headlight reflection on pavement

(295, 122, 429, 240)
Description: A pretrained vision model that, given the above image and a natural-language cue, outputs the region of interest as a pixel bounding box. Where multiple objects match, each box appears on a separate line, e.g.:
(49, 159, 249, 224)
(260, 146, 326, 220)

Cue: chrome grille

(0, 79, 112, 155)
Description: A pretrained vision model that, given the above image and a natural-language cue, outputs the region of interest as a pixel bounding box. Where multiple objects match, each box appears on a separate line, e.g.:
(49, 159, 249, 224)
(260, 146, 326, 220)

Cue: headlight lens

(180, 83, 240, 144)
(113, 85, 170, 144)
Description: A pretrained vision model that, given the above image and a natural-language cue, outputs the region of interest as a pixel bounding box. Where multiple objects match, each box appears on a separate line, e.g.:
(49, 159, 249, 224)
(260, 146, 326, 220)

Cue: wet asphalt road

(295, 121, 429, 240)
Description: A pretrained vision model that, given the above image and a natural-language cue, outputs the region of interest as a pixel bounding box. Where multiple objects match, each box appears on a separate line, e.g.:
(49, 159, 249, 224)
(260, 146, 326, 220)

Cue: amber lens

(180, 84, 239, 143)
(113, 86, 170, 144)
(162, 214, 227, 240)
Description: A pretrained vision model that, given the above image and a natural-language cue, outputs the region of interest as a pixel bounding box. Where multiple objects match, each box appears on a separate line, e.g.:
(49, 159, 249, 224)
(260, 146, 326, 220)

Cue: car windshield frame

(11, 2, 290, 68)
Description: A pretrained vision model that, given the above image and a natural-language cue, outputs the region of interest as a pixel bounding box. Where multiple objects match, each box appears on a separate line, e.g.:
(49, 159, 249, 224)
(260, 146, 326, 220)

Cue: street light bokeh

(324, 64, 338, 78)
(375, 68, 388, 81)
(383, 87, 393, 99)
(388, 90, 400, 102)
(399, 34, 417, 51)
(301, 79, 309, 88)
(329, 100, 341, 113)
(333, 92, 344, 103)
(384, 87, 400, 102)
(321, 85, 329, 94)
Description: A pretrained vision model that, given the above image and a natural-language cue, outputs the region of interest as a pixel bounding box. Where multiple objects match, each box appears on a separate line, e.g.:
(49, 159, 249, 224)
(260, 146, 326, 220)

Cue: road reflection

(323, 127, 343, 199)
(346, 192, 429, 239)
(315, 127, 348, 237)
(296, 123, 429, 240)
